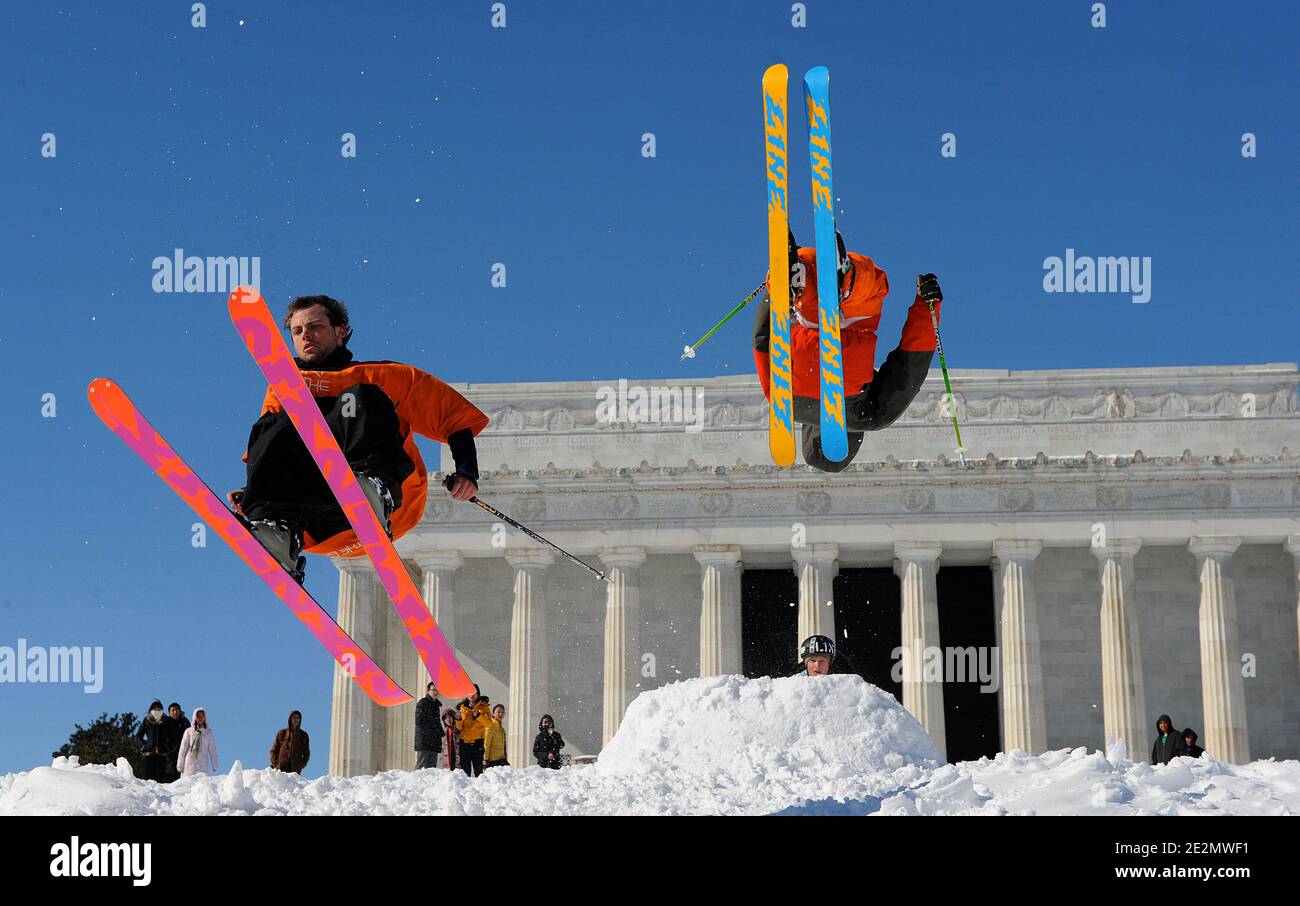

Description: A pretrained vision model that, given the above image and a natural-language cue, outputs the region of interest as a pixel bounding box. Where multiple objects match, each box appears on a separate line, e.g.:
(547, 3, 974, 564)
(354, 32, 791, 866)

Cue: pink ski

(87, 377, 412, 708)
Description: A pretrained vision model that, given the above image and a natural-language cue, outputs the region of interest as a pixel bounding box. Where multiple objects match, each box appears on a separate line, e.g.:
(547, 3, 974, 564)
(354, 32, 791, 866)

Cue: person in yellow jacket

(456, 686, 492, 777)
(484, 704, 508, 768)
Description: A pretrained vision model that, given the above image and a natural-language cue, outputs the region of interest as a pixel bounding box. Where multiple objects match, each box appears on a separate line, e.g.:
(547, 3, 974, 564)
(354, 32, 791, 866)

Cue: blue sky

(1, 1, 1295, 776)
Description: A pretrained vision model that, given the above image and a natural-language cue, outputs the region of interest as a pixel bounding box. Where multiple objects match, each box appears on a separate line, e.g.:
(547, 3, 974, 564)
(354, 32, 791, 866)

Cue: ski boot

(245, 517, 307, 585)
(356, 471, 397, 540)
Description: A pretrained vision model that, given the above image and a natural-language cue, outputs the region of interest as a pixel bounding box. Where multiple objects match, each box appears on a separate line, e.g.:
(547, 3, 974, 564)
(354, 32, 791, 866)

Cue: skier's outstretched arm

(855, 274, 943, 433)
(398, 365, 489, 500)
(445, 427, 479, 501)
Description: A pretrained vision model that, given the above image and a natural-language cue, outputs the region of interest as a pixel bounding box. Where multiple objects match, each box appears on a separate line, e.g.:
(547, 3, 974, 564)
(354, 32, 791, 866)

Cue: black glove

(917, 273, 942, 305)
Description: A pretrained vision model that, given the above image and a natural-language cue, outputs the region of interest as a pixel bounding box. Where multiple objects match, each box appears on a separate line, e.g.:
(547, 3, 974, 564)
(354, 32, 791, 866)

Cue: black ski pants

(796, 344, 933, 472)
(240, 383, 414, 540)
(459, 739, 485, 777)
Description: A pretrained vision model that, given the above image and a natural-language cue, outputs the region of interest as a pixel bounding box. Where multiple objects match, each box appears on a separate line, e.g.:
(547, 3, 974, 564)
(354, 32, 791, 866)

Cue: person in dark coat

(1151, 714, 1186, 765)
(1181, 729, 1205, 759)
(533, 714, 565, 769)
(270, 710, 311, 773)
(414, 683, 444, 770)
(135, 700, 168, 782)
(160, 702, 190, 783)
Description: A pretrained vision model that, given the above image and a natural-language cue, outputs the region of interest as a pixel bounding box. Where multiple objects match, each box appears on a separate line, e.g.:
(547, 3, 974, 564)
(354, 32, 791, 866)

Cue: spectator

(456, 686, 492, 777)
(176, 706, 219, 777)
(1151, 714, 1185, 765)
(484, 704, 508, 768)
(1182, 729, 1205, 759)
(438, 708, 459, 771)
(135, 700, 167, 782)
(792, 635, 856, 676)
(270, 710, 311, 774)
(414, 683, 444, 770)
(161, 703, 190, 783)
(533, 714, 565, 769)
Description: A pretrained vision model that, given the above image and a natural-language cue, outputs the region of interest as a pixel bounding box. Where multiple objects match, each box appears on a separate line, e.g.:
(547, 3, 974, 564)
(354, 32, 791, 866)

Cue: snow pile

(875, 747, 1300, 816)
(597, 674, 940, 800)
(2, 675, 1297, 816)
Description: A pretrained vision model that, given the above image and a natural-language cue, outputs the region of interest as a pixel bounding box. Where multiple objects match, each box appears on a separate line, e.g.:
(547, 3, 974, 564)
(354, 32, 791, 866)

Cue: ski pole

(920, 276, 967, 466)
(445, 477, 611, 584)
(680, 282, 765, 361)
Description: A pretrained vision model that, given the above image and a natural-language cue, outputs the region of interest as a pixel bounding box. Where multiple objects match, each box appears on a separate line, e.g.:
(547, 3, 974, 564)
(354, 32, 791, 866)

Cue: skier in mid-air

(753, 231, 945, 471)
(226, 294, 489, 583)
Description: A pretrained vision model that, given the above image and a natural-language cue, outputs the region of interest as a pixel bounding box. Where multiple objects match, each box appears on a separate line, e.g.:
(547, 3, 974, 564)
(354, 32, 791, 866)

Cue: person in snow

(456, 685, 492, 777)
(226, 295, 489, 584)
(753, 230, 944, 471)
(270, 710, 311, 774)
(1151, 714, 1186, 765)
(177, 706, 219, 777)
(161, 702, 190, 783)
(533, 714, 565, 769)
(414, 683, 444, 770)
(135, 700, 168, 782)
(1181, 729, 1204, 759)
(792, 634, 855, 676)
(438, 708, 459, 771)
(484, 703, 508, 768)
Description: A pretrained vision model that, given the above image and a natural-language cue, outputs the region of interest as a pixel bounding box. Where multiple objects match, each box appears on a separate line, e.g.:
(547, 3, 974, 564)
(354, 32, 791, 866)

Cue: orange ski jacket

(755, 248, 939, 401)
(247, 357, 489, 556)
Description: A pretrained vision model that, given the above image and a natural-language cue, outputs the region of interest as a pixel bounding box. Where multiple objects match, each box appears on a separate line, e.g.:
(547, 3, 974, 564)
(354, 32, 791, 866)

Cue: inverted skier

(753, 230, 945, 471)
(226, 294, 489, 583)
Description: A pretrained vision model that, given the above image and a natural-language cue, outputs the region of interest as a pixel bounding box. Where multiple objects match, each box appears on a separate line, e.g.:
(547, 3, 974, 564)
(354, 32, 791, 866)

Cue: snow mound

(597, 674, 940, 784)
(3, 677, 1297, 816)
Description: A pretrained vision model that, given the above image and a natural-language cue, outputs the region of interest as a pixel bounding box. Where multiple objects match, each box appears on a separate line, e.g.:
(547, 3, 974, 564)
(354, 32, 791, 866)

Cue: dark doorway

(741, 569, 798, 677)
(833, 568, 902, 703)
(936, 566, 999, 763)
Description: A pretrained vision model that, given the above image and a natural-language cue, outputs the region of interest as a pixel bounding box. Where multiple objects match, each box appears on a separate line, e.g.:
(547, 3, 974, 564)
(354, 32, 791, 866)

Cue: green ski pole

(680, 283, 765, 361)
(920, 274, 967, 466)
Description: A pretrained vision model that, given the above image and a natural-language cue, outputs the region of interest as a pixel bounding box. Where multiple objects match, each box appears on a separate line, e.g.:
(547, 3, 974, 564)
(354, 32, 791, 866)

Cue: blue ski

(803, 65, 847, 462)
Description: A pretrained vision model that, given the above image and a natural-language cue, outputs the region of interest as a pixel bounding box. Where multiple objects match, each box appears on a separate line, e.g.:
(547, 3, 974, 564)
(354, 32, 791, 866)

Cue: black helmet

(835, 230, 850, 278)
(799, 634, 836, 663)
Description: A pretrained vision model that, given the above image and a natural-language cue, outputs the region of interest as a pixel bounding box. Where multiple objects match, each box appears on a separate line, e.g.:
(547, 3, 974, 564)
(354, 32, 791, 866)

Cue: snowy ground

(3, 675, 1297, 816)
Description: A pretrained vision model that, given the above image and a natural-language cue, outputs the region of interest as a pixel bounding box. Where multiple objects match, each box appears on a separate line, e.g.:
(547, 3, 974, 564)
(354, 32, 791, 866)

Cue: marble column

(382, 559, 423, 770)
(599, 547, 646, 746)
(894, 542, 946, 760)
(1091, 538, 1147, 761)
(1189, 536, 1250, 764)
(415, 550, 464, 662)
(989, 556, 1004, 750)
(794, 543, 838, 645)
(506, 548, 554, 771)
(1286, 535, 1300, 675)
(328, 558, 384, 777)
(695, 546, 743, 677)
(992, 540, 1047, 756)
